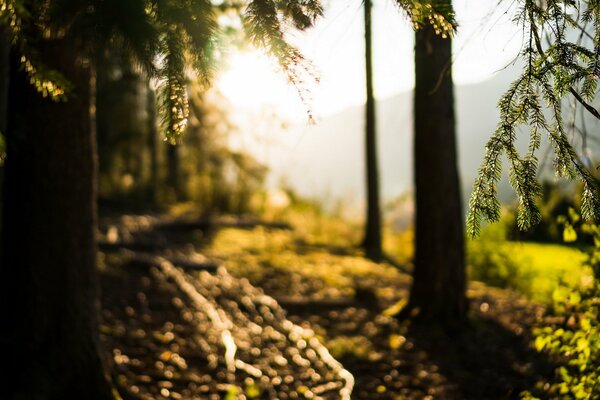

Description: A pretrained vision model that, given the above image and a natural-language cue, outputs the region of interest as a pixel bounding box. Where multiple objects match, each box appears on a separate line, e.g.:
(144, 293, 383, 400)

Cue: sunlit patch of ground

(207, 227, 410, 303)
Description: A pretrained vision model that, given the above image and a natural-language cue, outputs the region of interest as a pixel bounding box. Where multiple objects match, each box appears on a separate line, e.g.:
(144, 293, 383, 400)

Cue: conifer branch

(468, 0, 600, 236)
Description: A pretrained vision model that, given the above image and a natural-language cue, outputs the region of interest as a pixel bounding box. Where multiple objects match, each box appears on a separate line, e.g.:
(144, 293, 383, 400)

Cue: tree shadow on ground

(287, 298, 556, 399)
(404, 313, 555, 399)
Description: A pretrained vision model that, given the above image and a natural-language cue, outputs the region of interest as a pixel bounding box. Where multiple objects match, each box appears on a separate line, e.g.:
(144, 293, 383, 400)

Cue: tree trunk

(0, 39, 116, 399)
(408, 19, 467, 325)
(0, 25, 10, 210)
(167, 142, 183, 201)
(362, 0, 382, 259)
(147, 84, 160, 203)
(0, 25, 9, 134)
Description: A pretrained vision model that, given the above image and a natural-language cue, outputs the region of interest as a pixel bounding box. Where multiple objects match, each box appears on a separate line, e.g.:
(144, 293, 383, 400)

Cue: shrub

(522, 214, 600, 399)
(467, 217, 533, 294)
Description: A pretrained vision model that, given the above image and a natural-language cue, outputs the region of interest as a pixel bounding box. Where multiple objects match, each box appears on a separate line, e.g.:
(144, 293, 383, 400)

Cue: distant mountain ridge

(263, 62, 598, 208)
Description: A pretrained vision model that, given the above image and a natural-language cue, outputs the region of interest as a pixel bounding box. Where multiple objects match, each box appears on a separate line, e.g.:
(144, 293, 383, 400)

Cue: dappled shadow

(98, 211, 292, 257)
(100, 256, 353, 400)
(284, 292, 556, 399)
(293, 239, 359, 257)
(100, 259, 226, 399)
(405, 313, 555, 399)
(286, 305, 460, 399)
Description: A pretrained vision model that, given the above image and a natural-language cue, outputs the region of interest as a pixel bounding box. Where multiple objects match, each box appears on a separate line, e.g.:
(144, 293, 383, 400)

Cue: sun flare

(217, 51, 305, 117)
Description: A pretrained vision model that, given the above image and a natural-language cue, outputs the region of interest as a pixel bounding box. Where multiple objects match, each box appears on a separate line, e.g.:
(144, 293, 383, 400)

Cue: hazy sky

(217, 0, 522, 119)
(215, 0, 526, 205)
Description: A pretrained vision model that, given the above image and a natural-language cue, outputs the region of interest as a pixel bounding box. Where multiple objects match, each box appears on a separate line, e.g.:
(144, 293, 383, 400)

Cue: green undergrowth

(522, 216, 600, 400)
(468, 220, 591, 303)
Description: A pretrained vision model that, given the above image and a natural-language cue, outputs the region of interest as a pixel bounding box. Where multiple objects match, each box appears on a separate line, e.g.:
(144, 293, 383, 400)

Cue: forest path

(98, 211, 555, 399)
(99, 213, 353, 399)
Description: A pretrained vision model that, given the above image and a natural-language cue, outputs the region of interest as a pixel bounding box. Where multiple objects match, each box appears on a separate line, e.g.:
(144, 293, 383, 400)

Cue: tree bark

(167, 142, 183, 201)
(408, 20, 467, 325)
(362, 0, 382, 259)
(147, 84, 160, 203)
(0, 39, 116, 399)
(0, 25, 9, 134)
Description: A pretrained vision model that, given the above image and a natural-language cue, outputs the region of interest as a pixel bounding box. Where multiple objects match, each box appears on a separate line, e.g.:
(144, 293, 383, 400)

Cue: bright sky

(217, 0, 522, 120)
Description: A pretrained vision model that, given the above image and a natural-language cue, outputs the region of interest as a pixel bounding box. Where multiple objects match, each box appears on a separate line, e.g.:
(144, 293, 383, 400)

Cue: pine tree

(362, 0, 383, 259)
(147, 84, 160, 203)
(362, 1, 459, 267)
(402, 0, 466, 324)
(0, 0, 322, 398)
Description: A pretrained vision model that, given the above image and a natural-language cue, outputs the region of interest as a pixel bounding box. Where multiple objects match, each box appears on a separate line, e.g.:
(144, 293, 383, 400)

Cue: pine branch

(243, 0, 320, 120)
(158, 25, 189, 144)
(396, 0, 457, 37)
(468, 0, 600, 236)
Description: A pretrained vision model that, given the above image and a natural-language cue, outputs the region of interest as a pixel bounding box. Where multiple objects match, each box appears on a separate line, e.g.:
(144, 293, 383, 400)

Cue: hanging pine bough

(159, 26, 191, 143)
(467, 0, 600, 237)
(242, 0, 322, 122)
(0, 0, 323, 142)
(0, 0, 73, 101)
(0, 0, 460, 140)
(396, 0, 457, 36)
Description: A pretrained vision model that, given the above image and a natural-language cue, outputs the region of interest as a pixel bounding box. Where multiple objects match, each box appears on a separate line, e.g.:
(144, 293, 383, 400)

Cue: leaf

(568, 291, 581, 306)
(580, 318, 591, 332)
(563, 224, 578, 243)
(535, 335, 547, 351)
(568, 208, 581, 224)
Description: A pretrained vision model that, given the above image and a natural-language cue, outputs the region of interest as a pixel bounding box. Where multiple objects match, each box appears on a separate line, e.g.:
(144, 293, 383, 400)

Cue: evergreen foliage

(397, 0, 457, 36)
(468, 0, 600, 237)
(0, 0, 323, 141)
(0, 0, 460, 139)
(523, 212, 600, 399)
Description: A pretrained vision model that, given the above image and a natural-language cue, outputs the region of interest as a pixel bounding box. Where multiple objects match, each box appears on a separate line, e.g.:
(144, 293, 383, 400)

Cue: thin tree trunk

(147, 84, 160, 203)
(408, 19, 467, 325)
(362, 0, 382, 259)
(167, 142, 183, 201)
(0, 39, 116, 399)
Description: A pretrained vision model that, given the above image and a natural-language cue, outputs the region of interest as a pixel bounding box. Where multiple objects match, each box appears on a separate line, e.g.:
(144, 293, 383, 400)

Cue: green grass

(468, 240, 592, 303)
(503, 242, 590, 302)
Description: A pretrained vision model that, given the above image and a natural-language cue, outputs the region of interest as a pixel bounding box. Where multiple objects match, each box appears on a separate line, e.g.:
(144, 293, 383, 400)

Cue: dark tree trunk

(0, 39, 115, 399)
(167, 142, 183, 201)
(0, 25, 9, 134)
(147, 84, 160, 203)
(96, 53, 110, 183)
(0, 25, 9, 204)
(362, 0, 382, 259)
(408, 20, 467, 324)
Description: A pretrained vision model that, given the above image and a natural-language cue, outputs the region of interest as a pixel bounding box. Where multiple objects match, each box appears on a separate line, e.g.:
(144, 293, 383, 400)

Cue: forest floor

(97, 209, 556, 400)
